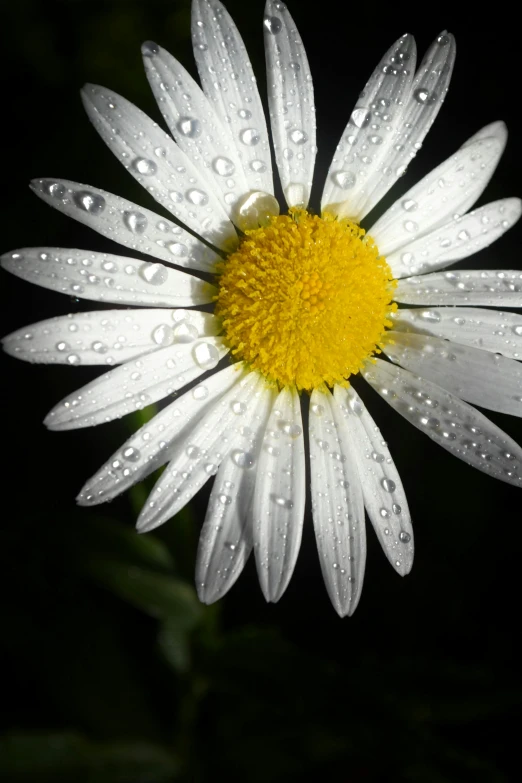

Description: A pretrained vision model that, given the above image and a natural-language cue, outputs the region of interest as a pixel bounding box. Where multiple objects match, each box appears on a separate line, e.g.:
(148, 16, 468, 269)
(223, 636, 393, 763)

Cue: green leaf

(158, 618, 192, 674)
(86, 559, 203, 628)
(0, 732, 180, 783)
(76, 516, 175, 571)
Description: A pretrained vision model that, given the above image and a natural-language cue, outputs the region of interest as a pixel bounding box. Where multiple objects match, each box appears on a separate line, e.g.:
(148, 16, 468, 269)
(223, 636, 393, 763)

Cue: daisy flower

(2, 0, 521, 617)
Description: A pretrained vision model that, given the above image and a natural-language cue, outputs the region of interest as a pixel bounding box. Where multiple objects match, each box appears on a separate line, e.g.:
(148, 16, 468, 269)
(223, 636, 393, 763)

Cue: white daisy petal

(359, 31, 456, 218)
(363, 358, 522, 488)
(387, 198, 522, 279)
(3, 309, 219, 366)
(333, 386, 413, 576)
(81, 84, 237, 250)
(461, 120, 506, 147)
(383, 331, 522, 417)
(392, 307, 522, 361)
(395, 269, 522, 307)
(1, 248, 215, 308)
(309, 389, 366, 617)
(252, 385, 306, 602)
(321, 33, 416, 219)
(142, 43, 250, 217)
(45, 336, 228, 431)
(137, 369, 266, 532)
(264, 0, 316, 208)
(196, 384, 275, 604)
(191, 0, 273, 194)
(78, 363, 245, 506)
(371, 132, 506, 256)
(30, 178, 218, 272)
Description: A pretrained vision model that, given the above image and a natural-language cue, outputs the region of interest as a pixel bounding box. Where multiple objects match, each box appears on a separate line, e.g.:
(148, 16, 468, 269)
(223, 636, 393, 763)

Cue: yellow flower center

(215, 209, 397, 391)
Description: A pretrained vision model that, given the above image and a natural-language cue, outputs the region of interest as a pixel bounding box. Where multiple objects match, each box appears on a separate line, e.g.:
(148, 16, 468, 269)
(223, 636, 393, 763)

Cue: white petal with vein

(321, 33, 416, 219)
(1, 248, 215, 307)
(386, 198, 521, 279)
(78, 363, 245, 506)
(191, 0, 273, 194)
(383, 331, 522, 417)
(359, 31, 456, 219)
(82, 84, 237, 250)
(137, 369, 267, 532)
(45, 336, 228, 430)
(395, 269, 522, 307)
(371, 132, 506, 256)
(31, 178, 218, 272)
(334, 386, 413, 575)
(3, 309, 219, 366)
(391, 307, 522, 360)
(252, 385, 306, 602)
(363, 358, 522, 487)
(309, 389, 366, 617)
(264, 0, 316, 208)
(196, 385, 275, 604)
(142, 43, 249, 216)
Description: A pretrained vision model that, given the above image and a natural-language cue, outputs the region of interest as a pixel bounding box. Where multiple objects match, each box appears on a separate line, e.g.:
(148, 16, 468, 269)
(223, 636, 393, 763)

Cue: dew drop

(44, 181, 66, 199)
(264, 16, 282, 34)
(212, 156, 235, 176)
(123, 446, 141, 462)
(192, 384, 208, 400)
(232, 450, 255, 469)
(176, 116, 201, 138)
(231, 401, 246, 415)
(142, 40, 159, 57)
(381, 478, 396, 493)
(399, 530, 411, 543)
(139, 262, 168, 285)
(186, 188, 209, 206)
(240, 128, 260, 146)
(289, 129, 308, 145)
(193, 341, 220, 369)
(420, 310, 441, 323)
(123, 210, 148, 234)
(152, 324, 174, 346)
(173, 321, 198, 342)
(218, 494, 232, 505)
(73, 190, 106, 214)
(131, 158, 157, 176)
(250, 159, 267, 173)
(66, 353, 81, 365)
(350, 108, 371, 128)
(333, 171, 356, 190)
(402, 198, 418, 212)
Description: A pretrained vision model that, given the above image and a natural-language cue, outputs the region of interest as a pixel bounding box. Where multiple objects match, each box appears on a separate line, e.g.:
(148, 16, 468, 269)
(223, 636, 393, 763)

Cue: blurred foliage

(2, 1, 522, 782)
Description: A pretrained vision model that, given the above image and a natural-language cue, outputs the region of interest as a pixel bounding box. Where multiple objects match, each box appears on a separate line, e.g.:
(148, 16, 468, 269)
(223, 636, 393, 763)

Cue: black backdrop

(1, 2, 521, 781)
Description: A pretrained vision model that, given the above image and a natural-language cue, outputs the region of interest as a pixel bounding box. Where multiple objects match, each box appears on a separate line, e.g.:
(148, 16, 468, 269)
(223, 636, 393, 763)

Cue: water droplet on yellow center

(216, 209, 397, 391)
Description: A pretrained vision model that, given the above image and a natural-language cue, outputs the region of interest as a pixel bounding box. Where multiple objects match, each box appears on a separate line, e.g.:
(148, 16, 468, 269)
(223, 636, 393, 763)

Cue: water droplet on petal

(333, 171, 357, 190)
(139, 263, 168, 285)
(142, 40, 159, 57)
(193, 341, 220, 369)
(123, 210, 148, 234)
(73, 190, 106, 214)
(289, 129, 308, 145)
(232, 449, 255, 469)
(381, 478, 396, 493)
(173, 322, 198, 343)
(212, 156, 235, 176)
(399, 530, 411, 543)
(264, 16, 282, 34)
(176, 116, 201, 138)
(123, 446, 141, 462)
(152, 324, 174, 346)
(132, 158, 157, 176)
(186, 188, 208, 206)
(240, 128, 260, 146)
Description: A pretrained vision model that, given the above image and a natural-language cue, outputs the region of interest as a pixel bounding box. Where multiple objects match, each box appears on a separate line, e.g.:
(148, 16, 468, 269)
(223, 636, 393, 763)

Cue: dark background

(1, 2, 521, 781)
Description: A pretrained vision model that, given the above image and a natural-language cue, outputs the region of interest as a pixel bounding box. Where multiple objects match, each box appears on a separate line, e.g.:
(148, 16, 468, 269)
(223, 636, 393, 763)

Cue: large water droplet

(193, 341, 220, 369)
(231, 401, 246, 415)
(152, 324, 174, 346)
(176, 116, 201, 138)
(208, 156, 235, 180)
(73, 190, 106, 214)
(250, 159, 267, 173)
(43, 180, 66, 199)
(399, 530, 411, 543)
(289, 129, 308, 145)
(264, 16, 282, 34)
(381, 478, 396, 493)
(166, 242, 188, 257)
(139, 262, 168, 285)
(234, 190, 279, 231)
(231, 449, 255, 469)
(142, 40, 159, 57)
(333, 170, 357, 190)
(123, 210, 148, 234)
(173, 321, 198, 343)
(420, 310, 441, 323)
(132, 158, 157, 176)
(192, 384, 208, 400)
(123, 446, 141, 462)
(186, 188, 209, 206)
(271, 494, 294, 509)
(350, 108, 371, 128)
(240, 128, 260, 146)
